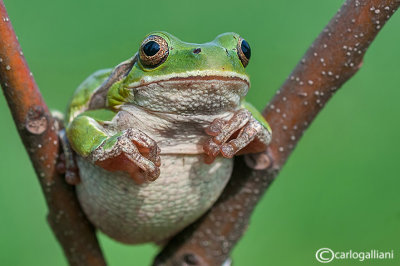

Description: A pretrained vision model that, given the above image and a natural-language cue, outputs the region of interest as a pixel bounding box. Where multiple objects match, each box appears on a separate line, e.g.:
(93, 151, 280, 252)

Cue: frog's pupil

(143, 41, 160, 56)
(241, 40, 251, 60)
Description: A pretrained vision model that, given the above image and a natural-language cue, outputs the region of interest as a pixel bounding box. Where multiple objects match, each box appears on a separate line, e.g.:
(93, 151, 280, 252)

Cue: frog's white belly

(76, 154, 233, 244)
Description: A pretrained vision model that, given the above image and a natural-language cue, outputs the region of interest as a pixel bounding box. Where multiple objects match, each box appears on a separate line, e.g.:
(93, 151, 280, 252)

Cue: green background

(1, 0, 399, 265)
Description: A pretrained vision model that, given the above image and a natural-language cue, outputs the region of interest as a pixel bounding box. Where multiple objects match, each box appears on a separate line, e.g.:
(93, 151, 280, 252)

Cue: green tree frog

(65, 32, 272, 244)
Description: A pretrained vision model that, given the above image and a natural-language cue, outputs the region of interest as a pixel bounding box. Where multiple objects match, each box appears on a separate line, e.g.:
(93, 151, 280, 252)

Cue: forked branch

(1, 0, 399, 265)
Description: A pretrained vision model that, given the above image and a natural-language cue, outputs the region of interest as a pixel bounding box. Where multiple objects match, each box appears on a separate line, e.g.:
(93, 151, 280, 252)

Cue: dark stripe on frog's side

(88, 55, 137, 110)
(66, 55, 137, 125)
(66, 69, 111, 124)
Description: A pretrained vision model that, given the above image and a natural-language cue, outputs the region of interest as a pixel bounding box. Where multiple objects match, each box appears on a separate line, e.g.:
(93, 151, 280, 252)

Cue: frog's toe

(58, 129, 81, 185)
(95, 152, 159, 184)
(203, 109, 252, 161)
(210, 109, 251, 145)
(205, 118, 226, 136)
(220, 118, 261, 158)
(203, 138, 220, 157)
(56, 152, 81, 185)
(125, 128, 161, 167)
(204, 108, 272, 161)
(125, 150, 160, 182)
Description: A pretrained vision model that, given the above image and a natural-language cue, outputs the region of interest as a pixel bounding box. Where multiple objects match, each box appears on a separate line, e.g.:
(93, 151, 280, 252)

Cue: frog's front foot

(90, 128, 161, 184)
(203, 109, 271, 163)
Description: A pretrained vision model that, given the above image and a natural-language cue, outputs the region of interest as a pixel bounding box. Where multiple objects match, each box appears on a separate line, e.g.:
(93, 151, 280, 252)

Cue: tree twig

(153, 0, 400, 265)
(2, 0, 399, 265)
(0, 1, 106, 265)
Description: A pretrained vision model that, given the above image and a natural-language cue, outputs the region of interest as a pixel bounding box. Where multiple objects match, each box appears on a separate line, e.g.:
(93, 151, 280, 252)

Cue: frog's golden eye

(237, 37, 251, 67)
(139, 35, 169, 68)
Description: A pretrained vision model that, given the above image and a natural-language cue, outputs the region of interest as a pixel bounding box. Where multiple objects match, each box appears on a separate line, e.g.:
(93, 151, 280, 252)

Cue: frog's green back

(66, 69, 111, 124)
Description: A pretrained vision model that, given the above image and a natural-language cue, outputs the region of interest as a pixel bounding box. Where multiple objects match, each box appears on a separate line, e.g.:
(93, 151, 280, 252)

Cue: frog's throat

(127, 70, 250, 89)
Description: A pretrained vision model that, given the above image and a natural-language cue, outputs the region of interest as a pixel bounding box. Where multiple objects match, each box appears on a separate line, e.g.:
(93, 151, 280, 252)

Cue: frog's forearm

(66, 109, 161, 184)
(66, 115, 109, 157)
(66, 109, 119, 157)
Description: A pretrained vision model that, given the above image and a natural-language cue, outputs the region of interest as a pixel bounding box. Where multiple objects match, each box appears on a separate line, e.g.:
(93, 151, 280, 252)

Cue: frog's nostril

(192, 48, 202, 54)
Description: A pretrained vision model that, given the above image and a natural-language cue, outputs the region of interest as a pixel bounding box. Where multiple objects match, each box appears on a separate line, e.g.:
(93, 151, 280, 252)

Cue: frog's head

(112, 32, 252, 114)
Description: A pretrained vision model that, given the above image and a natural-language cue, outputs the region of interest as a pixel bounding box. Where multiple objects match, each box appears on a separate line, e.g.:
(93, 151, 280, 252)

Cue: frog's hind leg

(51, 111, 80, 185)
(58, 129, 81, 185)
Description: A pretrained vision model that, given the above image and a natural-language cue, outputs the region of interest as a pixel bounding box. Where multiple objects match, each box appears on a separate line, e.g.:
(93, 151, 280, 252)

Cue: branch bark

(2, 0, 399, 265)
(153, 0, 400, 265)
(0, 1, 106, 265)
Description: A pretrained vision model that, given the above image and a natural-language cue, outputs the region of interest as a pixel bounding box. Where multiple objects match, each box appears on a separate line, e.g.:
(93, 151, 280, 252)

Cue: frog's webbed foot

(90, 128, 161, 184)
(203, 109, 271, 163)
(58, 129, 81, 185)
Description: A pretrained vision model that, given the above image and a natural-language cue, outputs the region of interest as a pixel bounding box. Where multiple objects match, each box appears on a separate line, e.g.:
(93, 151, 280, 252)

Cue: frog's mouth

(127, 70, 250, 114)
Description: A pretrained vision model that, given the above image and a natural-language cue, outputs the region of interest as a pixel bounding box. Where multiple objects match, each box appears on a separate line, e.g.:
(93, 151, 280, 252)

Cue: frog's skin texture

(65, 32, 272, 244)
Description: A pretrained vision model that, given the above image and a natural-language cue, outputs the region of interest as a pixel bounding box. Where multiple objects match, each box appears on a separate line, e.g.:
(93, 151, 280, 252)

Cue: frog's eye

(237, 38, 251, 67)
(139, 35, 169, 68)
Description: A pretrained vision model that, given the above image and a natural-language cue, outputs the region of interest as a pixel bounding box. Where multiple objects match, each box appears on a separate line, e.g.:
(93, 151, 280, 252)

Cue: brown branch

(153, 0, 400, 265)
(0, 2, 106, 266)
(2, 0, 399, 265)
